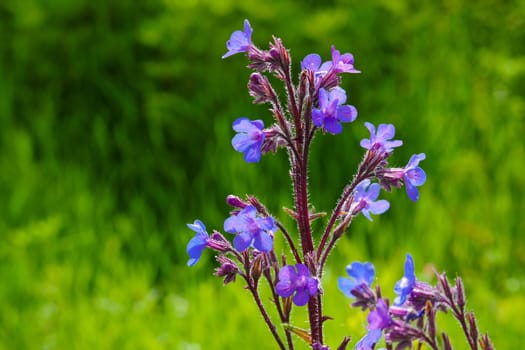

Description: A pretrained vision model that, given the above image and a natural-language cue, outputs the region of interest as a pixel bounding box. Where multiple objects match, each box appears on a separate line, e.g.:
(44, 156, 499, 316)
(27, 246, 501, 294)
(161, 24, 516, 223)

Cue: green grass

(0, 0, 524, 348)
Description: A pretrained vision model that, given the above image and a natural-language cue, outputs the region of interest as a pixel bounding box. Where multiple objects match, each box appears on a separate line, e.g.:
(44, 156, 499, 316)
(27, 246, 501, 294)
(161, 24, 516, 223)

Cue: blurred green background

(0, 0, 524, 349)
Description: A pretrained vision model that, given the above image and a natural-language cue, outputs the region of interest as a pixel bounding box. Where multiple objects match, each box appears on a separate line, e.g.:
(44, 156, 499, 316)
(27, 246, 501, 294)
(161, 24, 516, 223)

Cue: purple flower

(394, 254, 416, 306)
(360, 122, 403, 154)
(355, 329, 382, 350)
(338, 261, 375, 298)
(351, 179, 390, 221)
(368, 299, 392, 330)
(312, 87, 357, 134)
(328, 45, 360, 74)
(186, 220, 209, 266)
(223, 205, 275, 252)
(301, 45, 360, 76)
(232, 117, 265, 162)
(403, 153, 426, 202)
(222, 19, 253, 59)
(276, 264, 319, 306)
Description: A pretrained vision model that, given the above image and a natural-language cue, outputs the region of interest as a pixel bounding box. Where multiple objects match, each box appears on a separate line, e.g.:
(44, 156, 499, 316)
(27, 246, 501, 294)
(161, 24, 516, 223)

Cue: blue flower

(338, 261, 375, 298)
(355, 329, 382, 350)
(186, 220, 209, 266)
(352, 179, 390, 221)
(223, 205, 275, 252)
(403, 153, 426, 202)
(231, 117, 265, 162)
(360, 122, 403, 154)
(276, 264, 319, 306)
(222, 19, 253, 59)
(394, 254, 416, 306)
(312, 87, 357, 134)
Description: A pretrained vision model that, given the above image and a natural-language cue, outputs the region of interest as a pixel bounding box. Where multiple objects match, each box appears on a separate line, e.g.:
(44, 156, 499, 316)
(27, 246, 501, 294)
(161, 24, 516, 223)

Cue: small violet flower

(186, 220, 209, 266)
(301, 45, 359, 76)
(360, 122, 403, 154)
(351, 179, 390, 221)
(276, 263, 319, 306)
(232, 117, 265, 162)
(312, 87, 357, 134)
(394, 254, 416, 306)
(328, 45, 360, 74)
(403, 153, 426, 202)
(222, 19, 253, 59)
(338, 261, 375, 298)
(223, 205, 276, 252)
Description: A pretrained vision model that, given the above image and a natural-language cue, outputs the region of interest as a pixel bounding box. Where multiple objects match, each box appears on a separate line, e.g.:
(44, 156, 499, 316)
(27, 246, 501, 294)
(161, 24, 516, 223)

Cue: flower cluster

(182, 19, 491, 350)
(339, 255, 493, 350)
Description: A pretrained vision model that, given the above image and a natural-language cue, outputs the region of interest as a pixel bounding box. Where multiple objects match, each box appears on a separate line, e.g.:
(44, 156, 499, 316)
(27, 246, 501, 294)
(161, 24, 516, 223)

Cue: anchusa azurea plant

(185, 20, 494, 350)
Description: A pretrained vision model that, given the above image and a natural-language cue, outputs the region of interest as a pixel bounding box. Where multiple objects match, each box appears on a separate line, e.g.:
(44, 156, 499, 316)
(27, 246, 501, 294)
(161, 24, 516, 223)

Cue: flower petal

(367, 199, 390, 215)
(329, 86, 347, 105)
(293, 290, 310, 306)
(243, 144, 262, 162)
(276, 280, 295, 298)
(406, 167, 426, 187)
(301, 53, 321, 71)
(323, 117, 343, 134)
(253, 231, 273, 252)
(405, 180, 420, 202)
(406, 153, 426, 169)
(338, 277, 358, 297)
(233, 232, 253, 252)
(356, 329, 382, 350)
(336, 105, 357, 123)
(186, 219, 206, 234)
(312, 109, 325, 128)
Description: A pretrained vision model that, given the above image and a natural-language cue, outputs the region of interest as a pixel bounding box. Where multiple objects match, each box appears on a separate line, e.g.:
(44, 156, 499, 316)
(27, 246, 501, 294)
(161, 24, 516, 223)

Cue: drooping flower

(186, 220, 209, 266)
(351, 179, 390, 221)
(312, 87, 357, 134)
(338, 261, 375, 298)
(222, 19, 253, 59)
(231, 117, 265, 162)
(394, 254, 416, 306)
(223, 205, 276, 252)
(376, 153, 427, 201)
(360, 122, 403, 154)
(276, 264, 319, 306)
(403, 153, 426, 202)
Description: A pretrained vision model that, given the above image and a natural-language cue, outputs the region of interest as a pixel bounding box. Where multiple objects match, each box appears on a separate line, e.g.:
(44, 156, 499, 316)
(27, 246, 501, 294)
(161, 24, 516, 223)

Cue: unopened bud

(207, 231, 232, 252)
(226, 194, 249, 209)
(248, 72, 273, 104)
(455, 277, 466, 310)
(214, 255, 239, 285)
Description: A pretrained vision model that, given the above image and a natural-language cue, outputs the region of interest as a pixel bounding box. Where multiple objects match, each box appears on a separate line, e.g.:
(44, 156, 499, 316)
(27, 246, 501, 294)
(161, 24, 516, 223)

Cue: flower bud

(207, 231, 232, 252)
(248, 72, 273, 104)
(214, 255, 239, 285)
(455, 277, 466, 310)
(226, 195, 249, 209)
